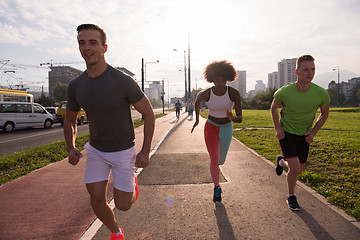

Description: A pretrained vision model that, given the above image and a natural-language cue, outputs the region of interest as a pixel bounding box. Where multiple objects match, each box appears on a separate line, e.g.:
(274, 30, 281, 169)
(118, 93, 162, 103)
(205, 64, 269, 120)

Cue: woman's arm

(191, 89, 210, 133)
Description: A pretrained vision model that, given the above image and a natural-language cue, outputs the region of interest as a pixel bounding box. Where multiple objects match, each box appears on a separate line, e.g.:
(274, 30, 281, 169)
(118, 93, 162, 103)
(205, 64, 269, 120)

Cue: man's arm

(133, 96, 155, 168)
(63, 109, 82, 165)
(305, 104, 329, 143)
(270, 98, 285, 140)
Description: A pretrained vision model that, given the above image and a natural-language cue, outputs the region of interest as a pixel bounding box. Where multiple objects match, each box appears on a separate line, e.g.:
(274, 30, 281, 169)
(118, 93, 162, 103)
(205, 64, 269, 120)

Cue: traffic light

(161, 96, 164, 101)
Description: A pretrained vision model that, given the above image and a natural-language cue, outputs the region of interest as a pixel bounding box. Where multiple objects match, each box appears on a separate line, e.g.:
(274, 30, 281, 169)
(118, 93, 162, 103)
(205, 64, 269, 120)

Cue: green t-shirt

(274, 82, 330, 136)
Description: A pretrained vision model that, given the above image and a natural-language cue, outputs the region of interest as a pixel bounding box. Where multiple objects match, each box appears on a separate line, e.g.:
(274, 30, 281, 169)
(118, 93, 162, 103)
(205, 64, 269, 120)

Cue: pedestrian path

(90, 114, 360, 240)
(0, 112, 177, 240)
(0, 112, 359, 240)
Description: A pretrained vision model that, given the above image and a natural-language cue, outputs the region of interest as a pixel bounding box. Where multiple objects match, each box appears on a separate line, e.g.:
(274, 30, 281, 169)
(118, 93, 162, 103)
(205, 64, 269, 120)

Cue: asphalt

(0, 112, 359, 240)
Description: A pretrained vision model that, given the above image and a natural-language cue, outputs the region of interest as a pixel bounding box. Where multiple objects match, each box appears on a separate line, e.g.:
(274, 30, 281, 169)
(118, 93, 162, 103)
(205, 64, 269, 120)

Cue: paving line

(79, 116, 179, 240)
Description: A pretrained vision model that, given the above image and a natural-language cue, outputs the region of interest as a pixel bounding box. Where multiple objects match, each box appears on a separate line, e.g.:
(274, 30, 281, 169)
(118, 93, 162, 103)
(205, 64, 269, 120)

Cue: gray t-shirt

(67, 65, 144, 152)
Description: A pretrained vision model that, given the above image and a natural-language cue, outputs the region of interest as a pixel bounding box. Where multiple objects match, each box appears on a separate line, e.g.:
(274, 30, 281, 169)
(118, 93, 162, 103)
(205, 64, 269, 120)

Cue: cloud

(1, 0, 359, 94)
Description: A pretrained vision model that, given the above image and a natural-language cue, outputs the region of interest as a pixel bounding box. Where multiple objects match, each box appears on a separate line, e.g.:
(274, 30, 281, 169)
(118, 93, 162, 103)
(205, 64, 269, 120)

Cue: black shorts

(279, 131, 309, 164)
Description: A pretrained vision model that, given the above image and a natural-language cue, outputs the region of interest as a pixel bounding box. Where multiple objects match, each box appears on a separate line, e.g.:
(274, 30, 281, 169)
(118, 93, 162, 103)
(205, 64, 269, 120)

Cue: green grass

(0, 113, 166, 185)
(201, 108, 360, 220)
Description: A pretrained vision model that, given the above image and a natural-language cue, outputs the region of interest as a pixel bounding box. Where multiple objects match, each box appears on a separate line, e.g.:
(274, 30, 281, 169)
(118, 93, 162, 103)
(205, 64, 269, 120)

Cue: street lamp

(173, 49, 188, 109)
(333, 66, 340, 107)
(161, 78, 165, 114)
(141, 58, 159, 92)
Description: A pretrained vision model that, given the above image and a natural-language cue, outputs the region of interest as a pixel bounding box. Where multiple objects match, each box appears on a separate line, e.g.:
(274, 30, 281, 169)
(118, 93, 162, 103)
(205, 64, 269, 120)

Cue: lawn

(202, 108, 360, 220)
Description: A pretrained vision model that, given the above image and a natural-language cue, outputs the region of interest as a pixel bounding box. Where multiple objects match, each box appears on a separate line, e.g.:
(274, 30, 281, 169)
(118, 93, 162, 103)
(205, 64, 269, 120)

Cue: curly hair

(77, 24, 107, 46)
(203, 60, 238, 83)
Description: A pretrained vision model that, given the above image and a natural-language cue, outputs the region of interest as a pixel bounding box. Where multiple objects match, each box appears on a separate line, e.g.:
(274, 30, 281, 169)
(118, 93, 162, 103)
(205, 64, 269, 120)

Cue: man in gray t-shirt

(67, 65, 144, 152)
(63, 24, 155, 239)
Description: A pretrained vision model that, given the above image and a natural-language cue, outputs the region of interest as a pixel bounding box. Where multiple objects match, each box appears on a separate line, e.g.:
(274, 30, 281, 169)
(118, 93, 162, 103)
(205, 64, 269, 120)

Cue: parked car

(56, 101, 87, 125)
(45, 107, 58, 123)
(0, 102, 53, 132)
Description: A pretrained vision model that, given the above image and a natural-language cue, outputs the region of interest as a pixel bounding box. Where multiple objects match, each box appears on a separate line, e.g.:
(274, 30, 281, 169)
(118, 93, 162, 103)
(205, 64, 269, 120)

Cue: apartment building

(267, 71, 279, 89)
(228, 70, 246, 97)
(278, 58, 297, 87)
(48, 66, 82, 99)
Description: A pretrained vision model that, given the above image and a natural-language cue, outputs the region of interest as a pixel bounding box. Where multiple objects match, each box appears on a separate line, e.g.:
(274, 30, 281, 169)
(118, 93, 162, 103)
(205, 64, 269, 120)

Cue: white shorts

(84, 142, 136, 192)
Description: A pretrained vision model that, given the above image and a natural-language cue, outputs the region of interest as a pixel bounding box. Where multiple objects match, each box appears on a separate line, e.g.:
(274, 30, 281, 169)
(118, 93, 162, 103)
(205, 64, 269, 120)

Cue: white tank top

(207, 87, 234, 118)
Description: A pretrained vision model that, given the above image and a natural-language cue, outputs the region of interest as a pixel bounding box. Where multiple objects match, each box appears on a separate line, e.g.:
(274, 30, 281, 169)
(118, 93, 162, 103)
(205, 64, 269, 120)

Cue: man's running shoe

(286, 195, 300, 211)
(213, 186, 222, 202)
(276, 155, 284, 176)
(134, 175, 139, 204)
(110, 229, 125, 240)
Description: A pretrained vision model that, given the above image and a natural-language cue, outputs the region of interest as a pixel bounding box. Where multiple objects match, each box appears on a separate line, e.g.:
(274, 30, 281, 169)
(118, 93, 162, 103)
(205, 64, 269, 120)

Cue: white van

(45, 107, 58, 123)
(0, 102, 54, 132)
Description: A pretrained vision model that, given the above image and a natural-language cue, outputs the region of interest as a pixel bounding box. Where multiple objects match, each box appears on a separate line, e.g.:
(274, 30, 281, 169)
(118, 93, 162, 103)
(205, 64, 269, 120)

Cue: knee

(90, 197, 107, 210)
(289, 166, 302, 176)
(114, 200, 132, 211)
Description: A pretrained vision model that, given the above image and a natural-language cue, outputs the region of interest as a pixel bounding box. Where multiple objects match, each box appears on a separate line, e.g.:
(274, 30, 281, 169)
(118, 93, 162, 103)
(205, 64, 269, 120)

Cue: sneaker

(110, 229, 125, 240)
(286, 195, 300, 211)
(133, 175, 139, 204)
(275, 155, 284, 176)
(213, 186, 222, 202)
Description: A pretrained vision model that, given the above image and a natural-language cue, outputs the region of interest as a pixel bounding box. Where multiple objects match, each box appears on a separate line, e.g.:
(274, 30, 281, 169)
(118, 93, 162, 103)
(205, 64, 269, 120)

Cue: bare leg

(284, 157, 304, 195)
(113, 187, 136, 211)
(86, 181, 120, 233)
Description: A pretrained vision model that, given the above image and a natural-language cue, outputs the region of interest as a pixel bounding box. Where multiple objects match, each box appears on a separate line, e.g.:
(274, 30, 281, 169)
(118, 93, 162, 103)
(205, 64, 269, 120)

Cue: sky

(0, 0, 359, 99)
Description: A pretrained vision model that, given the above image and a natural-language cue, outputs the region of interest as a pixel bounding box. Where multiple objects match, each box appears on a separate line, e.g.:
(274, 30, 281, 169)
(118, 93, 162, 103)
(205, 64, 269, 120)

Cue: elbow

(143, 110, 155, 122)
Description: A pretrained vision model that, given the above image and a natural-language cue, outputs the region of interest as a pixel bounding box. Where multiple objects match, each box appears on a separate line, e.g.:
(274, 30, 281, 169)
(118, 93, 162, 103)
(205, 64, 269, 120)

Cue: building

(329, 77, 360, 102)
(278, 58, 297, 87)
(228, 70, 246, 97)
(145, 87, 159, 100)
(48, 66, 136, 99)
(247, 90, 256, 98)
(267, 71, 279, 89)
(48, 66, 82, 99)
(145, 81, 162, 100)
(255, 80, 266, 93)
(171, 97, 183, 105)
(116, 67, 135, 77)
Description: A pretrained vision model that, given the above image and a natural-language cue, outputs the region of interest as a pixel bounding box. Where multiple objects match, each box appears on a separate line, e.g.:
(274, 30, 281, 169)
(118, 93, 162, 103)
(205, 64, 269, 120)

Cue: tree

(35, 93, 55, 107)
(327, 87, 338, 107)
(53, 83, 67, 103)
(354, 87, 360, 107)
(149, 98, 163, 108)
(182, 88, 203, 103)
(246, 88, 277, 110)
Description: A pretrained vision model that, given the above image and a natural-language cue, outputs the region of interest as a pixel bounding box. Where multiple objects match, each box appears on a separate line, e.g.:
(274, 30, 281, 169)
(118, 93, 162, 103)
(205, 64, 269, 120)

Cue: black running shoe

(276, 155, 284, 176)
(213, 186, 222, 202)
(286, 195, 300, 211)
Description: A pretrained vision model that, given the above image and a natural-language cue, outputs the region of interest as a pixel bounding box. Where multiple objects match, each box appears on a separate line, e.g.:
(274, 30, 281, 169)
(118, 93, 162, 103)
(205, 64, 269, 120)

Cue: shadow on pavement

(168, 114, 189, 133)
(295, 209, 335, 240)
(214, 202, 236, 240)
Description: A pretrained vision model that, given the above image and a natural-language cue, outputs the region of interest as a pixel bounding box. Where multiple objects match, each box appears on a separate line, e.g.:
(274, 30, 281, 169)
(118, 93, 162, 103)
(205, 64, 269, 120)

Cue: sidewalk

(91, 114, 360, 240)
(1, 112, 359, 240)
(0, 112, 178, 240)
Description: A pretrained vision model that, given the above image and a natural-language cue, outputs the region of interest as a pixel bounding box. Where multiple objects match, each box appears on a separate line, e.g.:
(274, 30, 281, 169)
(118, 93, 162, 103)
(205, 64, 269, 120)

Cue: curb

(232, 137, 360, 230)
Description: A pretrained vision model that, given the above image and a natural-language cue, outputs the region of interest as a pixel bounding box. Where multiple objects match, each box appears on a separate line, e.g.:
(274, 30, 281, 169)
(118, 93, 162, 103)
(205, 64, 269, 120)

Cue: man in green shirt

(271, 55, 330, 211)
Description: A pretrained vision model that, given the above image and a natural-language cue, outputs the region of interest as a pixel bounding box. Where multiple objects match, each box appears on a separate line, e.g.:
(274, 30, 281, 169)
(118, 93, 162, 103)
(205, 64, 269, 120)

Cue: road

(0, 108, 167, 156)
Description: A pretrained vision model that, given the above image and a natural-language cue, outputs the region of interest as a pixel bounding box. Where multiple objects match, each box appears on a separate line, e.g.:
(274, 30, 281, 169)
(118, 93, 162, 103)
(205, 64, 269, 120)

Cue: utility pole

(183, 51, 187, 110)
(187, 31, 191, 103)
(141, 58, 144, 92)
(162, 78, 165, 114)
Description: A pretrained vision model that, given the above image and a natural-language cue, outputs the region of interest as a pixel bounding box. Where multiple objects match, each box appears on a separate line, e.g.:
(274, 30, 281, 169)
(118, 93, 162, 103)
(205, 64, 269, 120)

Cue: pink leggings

(204, 119, 233, 186)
